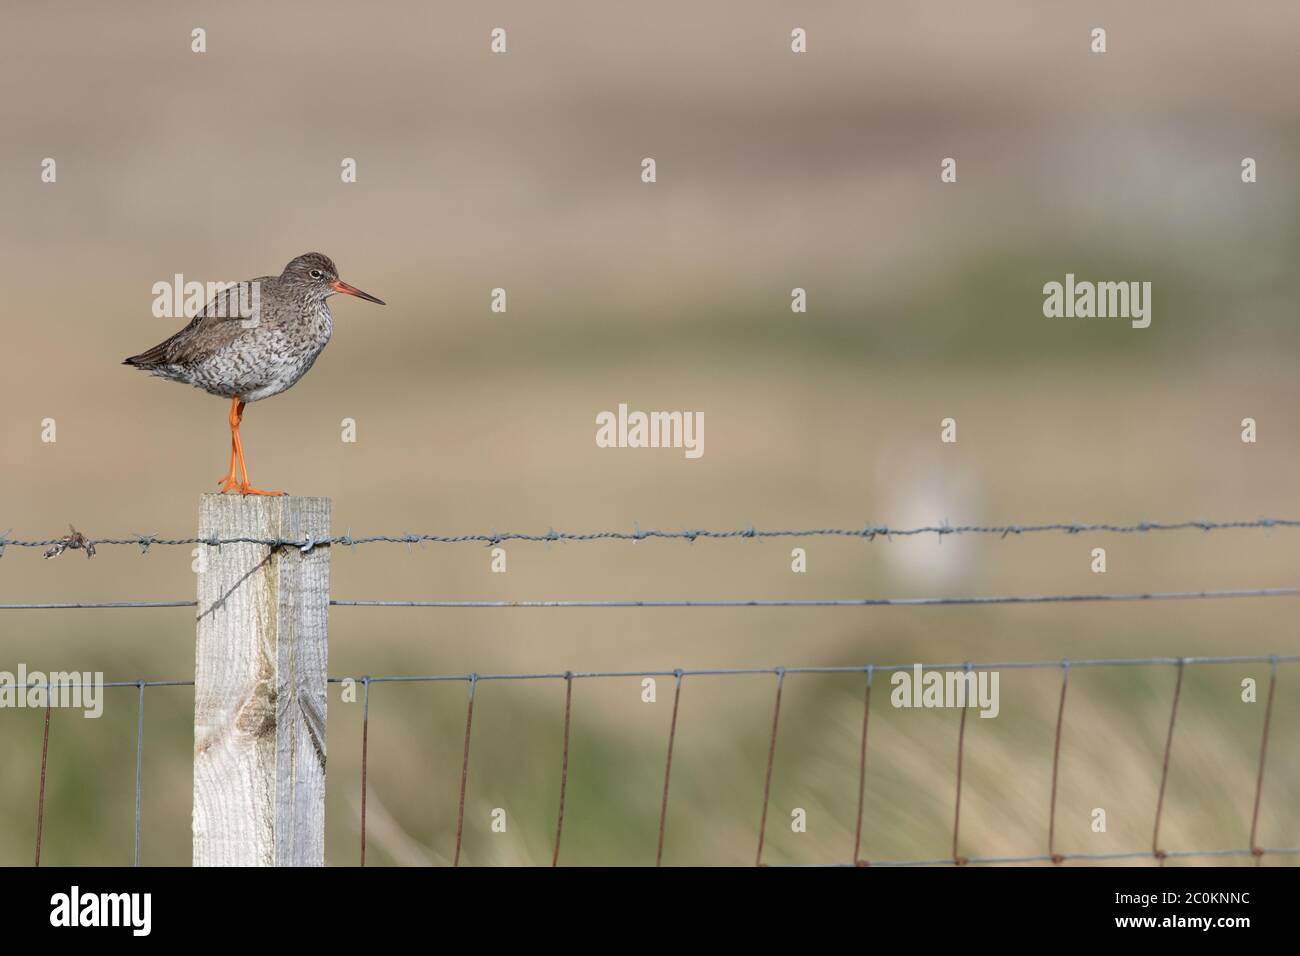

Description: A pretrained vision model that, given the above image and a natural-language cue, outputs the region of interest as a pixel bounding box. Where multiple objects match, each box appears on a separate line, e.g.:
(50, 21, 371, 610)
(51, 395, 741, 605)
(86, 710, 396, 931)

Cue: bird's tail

(123, 343, 169, 367)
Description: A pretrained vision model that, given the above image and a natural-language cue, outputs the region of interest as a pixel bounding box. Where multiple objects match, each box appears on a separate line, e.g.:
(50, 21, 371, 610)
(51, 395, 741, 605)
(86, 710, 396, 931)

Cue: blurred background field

(1, 1, 1298, 865)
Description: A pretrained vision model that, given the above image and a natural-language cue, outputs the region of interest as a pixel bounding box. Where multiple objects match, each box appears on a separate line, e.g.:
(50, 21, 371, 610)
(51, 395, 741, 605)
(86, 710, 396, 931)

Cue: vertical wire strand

(134, 680, 145, 867)
(1152, 659, 1186, 865)
(453, 674, 477, 868)
(360, 676, 370, 867)
(951, 662, 973, 865)
(1047, 661, 1070, 863)
(551, 672, 574, 867)
(852, 666, 874, 866)
(655, 670, 684, 867)
(1248, 657, 1278, 866)
(755, 667, 786, 867)
(34, 699, 51, 867)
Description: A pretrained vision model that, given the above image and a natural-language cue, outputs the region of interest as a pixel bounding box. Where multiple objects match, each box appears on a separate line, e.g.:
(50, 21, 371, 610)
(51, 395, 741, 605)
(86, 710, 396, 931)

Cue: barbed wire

(4, 515, 1300, 556)
(0, 601, 197, 610)
(15, 654, 1294, 867)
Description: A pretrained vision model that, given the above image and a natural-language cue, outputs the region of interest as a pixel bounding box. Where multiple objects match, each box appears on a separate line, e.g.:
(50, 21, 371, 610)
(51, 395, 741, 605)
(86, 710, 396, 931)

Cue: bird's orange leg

(216, 396, 242, 493)
(230, 400, 284, 497)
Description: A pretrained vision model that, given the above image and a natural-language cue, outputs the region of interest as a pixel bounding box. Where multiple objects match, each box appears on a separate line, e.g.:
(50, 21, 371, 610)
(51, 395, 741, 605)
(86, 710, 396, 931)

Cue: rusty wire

(359, 676, 370, 867)
(1047, 662, 1070, 864)
(1151, 660, 1186, 865)
(1248, 658, 1279, 865)
(34, 702, 50, 867)
(551, 673, 574, 867)
(655, 670, 684, 867)
(951, 663, 973, 866)
(754, 668, 786, 867)
(852, 667, 874, 866)
(453, 674, 477, 868)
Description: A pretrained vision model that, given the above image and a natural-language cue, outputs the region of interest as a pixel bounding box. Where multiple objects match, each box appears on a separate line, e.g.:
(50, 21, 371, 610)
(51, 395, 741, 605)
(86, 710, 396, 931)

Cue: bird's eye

(309, 269, 324, 279)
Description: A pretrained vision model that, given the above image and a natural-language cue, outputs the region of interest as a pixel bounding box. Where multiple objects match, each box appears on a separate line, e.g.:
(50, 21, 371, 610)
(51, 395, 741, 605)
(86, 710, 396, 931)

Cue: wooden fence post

(193, 494, 330, 866)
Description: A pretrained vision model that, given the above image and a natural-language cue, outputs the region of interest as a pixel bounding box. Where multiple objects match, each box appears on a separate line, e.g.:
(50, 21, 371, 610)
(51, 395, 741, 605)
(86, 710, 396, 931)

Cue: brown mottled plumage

(125, 252, 384, 494)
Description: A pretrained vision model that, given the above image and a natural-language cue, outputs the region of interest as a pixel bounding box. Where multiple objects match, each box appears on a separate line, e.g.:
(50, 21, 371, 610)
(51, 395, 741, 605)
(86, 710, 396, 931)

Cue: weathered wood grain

(193, 494, 329, 866)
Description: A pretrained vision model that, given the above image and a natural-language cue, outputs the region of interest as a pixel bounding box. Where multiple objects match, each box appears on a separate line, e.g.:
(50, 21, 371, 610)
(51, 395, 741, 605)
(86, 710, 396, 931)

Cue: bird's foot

(216, 474, 282, 495)
(235, 483, 285, 497)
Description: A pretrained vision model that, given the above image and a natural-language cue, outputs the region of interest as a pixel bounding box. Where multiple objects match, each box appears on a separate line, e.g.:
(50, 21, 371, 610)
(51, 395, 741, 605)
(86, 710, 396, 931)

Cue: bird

(124, 252, 384, 495)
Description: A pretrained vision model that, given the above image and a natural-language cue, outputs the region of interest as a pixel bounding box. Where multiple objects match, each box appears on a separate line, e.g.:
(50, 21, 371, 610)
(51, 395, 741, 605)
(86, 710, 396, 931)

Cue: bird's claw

(217, 476, 284, 496)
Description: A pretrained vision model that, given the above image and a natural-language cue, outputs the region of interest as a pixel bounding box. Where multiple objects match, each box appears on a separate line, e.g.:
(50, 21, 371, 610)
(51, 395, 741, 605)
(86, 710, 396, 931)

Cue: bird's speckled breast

(193, 304, 333, 403)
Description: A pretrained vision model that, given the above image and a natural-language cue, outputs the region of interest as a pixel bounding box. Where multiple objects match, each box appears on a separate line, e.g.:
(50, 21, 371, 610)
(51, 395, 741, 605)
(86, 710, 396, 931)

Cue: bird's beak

(331, 279, 385, 305)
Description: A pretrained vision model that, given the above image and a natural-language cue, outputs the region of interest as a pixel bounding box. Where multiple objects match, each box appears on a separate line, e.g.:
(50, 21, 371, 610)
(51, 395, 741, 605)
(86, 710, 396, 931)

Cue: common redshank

(124, 253, 384, 495)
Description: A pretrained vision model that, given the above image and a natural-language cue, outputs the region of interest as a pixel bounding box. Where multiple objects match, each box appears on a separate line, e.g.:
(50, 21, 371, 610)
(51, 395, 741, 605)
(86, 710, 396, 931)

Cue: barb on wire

(43, 525, 95, 561)
(1, 516, 1299, 555)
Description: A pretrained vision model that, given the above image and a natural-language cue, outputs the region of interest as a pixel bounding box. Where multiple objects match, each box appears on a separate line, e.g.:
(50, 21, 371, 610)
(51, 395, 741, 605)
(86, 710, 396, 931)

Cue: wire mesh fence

(10, 656, 1297, 867)
(4, 516, 1299, 866)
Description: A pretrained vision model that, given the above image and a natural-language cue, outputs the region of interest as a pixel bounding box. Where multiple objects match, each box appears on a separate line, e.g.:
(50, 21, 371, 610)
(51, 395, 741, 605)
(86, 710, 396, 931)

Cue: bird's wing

(189, 277, 270, 323)
(128, 277, 274, 366)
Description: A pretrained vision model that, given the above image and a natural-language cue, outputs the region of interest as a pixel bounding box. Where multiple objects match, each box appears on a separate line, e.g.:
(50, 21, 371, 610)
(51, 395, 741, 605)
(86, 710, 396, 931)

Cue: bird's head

(283, 252, 385, 305)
